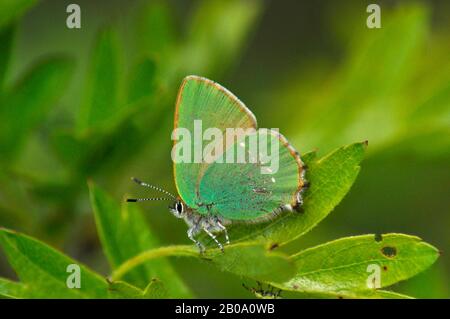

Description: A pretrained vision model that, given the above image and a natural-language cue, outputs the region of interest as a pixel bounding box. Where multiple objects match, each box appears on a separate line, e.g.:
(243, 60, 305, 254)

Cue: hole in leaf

(381, 246, 397, 258)
(269, 243, 279, 251)
(374, 234, 383, 242)
(383, 266, 388, 271)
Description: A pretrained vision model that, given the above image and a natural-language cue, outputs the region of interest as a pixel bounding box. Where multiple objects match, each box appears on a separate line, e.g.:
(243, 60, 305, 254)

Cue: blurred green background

(0, 0, 448, 298)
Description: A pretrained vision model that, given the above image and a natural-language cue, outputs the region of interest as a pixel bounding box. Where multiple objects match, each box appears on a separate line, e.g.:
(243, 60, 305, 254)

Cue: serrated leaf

(274, 233, 439, 295)
(0, 57, 74, 162)
(78, 28, 121, 131)
(224, 142, 366, 247)
(0, 228, 110, 298)
(89, 183, 192, 298)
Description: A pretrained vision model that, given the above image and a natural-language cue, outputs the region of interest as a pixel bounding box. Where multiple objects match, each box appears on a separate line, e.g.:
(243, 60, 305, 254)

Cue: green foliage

(226, 142, 366, 246)
(0, 227, 110, 298)
(108, 280, 168, 299)
(0, 228, 165, 298)
(274, 234, 438, 297)
(0, 141, 440, 298)
(89, 182, 192, 298)
(0, 57, 74, 161)
(0, 277, 28, 298)
(0, 26, 14, 88)
(270, 4, 449, 160)
(0, 1, 447, 298)
(127, 58, 157, 105)
(78, 28, 121, 131)
(0, 0, 38, 30)
(180, 0, 262, 77)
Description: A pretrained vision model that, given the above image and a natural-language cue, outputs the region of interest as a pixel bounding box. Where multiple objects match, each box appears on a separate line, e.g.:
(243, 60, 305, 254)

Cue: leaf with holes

(272, 233, 439, 297)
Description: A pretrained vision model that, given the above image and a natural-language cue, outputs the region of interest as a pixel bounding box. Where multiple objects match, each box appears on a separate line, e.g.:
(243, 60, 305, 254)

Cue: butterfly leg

(203, 227, 224, 252)
(187, 227, 205, 253)
(215, 219, 230, 245)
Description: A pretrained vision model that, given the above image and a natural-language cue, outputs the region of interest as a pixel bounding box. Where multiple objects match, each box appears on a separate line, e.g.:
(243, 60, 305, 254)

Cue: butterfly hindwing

(198, 129, 304, 221)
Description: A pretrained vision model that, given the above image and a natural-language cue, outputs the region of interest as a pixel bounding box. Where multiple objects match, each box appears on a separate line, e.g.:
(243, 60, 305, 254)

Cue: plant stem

(111, 245, 198, 281)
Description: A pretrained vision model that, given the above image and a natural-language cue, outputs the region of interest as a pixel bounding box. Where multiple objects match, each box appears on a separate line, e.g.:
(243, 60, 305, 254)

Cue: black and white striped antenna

(126, 177, 176, 203)
(126, 197, 173, 202)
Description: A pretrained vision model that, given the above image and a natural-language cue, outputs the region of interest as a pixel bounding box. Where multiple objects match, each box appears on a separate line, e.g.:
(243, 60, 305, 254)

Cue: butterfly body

(128, 75, 307, 252)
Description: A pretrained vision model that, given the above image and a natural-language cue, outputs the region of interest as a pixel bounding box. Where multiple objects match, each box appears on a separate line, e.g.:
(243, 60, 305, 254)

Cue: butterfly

(127, 75, 307, 252)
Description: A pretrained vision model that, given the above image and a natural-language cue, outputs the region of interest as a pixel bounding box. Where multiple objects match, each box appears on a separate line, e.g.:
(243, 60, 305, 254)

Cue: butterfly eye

(176, 202, 184, 214)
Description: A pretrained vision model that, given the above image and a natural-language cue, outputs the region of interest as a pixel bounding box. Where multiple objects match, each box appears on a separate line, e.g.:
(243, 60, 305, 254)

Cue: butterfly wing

(173, 75, 257, 209)
(198, 129, 305, 221)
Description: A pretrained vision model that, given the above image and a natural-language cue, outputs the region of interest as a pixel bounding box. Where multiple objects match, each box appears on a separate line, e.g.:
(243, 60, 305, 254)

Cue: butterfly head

(169, 199, 187, 219)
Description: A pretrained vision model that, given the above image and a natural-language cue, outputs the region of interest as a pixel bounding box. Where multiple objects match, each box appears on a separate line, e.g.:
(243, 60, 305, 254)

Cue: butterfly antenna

(131, 177, 176, 199)
(126, 197, 173, 202)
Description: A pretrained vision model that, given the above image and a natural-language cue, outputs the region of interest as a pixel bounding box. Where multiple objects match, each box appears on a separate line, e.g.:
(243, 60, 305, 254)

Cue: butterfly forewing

(173, 76, 257, 209)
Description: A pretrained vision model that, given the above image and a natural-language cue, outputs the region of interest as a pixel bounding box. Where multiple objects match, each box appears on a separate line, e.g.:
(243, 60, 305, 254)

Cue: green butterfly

(128, 76, 307, 252)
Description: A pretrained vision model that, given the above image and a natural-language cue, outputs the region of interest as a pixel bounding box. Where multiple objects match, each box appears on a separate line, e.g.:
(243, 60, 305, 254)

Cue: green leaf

(0, 228, 110, 298)
(135, 0, 176, 56)
(108, 279, 167, 299)
(281, 288, 413, 299)
(180, 0, 262, 77)
(0, 277, 29, 298)
(0, 57, 74, 162)
(0, 0, 38, 31)
(89, 182, 192, 298)
(281, 5, 431, 154)
(225, 142, 366, 247)
(142, 279, 167, 298)
(112, 242, 296, 284)
(275, 234, 439, 295)
(50, 129, 86, 169)
(78, 28, 121, 131)
(408, 78, 450, 131)
(127, 57, 157, 104)
(0, 25, 14, 88)
(207, 242, 296, 283)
